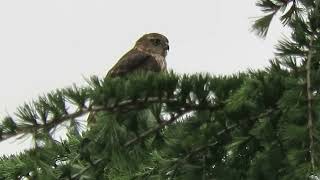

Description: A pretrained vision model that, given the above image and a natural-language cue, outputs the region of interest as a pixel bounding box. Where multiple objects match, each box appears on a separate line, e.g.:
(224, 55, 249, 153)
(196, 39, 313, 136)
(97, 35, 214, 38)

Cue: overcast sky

(0, 0, 289, 155)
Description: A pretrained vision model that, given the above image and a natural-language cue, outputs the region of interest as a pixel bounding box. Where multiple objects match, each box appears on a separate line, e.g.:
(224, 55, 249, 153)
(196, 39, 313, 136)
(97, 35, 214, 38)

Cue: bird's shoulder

(107, 48, 153, 77)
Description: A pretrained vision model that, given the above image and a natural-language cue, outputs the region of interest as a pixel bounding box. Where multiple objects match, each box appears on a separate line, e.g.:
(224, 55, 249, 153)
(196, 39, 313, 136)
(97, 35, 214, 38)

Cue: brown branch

(182, 124, 237, 161)
(124, 102, 225, 147)
(1, 109, 92, 142)
(306, 37, 315, 171)
(165, 125, 236, 178)
(306, 1, 320, 171)
(306, 0, 319, 171)
(70, 158, 104, 179)
(0, 97, 180, 143)
(124, 109, 190, 147)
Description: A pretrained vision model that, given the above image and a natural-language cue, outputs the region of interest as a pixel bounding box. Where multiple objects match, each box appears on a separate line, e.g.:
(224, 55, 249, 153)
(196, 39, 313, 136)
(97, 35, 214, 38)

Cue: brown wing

(107, 49, 162, 77)
(88, 49, 163, 126)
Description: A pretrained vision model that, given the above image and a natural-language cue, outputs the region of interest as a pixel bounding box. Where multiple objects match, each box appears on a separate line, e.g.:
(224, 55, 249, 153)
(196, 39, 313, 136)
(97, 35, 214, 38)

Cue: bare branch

(306, 35, 315, 171)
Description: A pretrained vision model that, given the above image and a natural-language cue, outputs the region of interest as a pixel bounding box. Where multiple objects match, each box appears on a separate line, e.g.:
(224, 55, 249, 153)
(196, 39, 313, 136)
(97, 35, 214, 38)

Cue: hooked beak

(164, 42, 169, 51)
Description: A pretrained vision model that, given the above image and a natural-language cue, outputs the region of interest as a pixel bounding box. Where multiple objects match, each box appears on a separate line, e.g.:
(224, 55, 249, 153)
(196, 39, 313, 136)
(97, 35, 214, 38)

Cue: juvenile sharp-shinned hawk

(87, 33, 169, 125)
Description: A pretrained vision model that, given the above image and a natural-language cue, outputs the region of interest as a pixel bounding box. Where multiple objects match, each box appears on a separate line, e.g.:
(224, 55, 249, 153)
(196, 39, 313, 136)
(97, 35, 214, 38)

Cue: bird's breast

(153, 54, 167, 71)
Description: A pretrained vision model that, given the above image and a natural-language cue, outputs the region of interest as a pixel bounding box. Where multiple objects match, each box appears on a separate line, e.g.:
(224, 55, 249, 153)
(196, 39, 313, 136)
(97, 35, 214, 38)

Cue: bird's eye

(151, 38, 161, 46)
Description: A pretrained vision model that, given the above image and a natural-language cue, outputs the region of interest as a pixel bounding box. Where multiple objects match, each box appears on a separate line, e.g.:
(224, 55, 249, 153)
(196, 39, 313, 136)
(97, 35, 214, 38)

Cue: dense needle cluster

(1, 0, 320, 179)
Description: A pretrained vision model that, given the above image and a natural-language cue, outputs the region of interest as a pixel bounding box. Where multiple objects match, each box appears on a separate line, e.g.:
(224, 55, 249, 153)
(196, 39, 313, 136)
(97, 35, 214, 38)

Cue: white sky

(0, 0, 289, 155)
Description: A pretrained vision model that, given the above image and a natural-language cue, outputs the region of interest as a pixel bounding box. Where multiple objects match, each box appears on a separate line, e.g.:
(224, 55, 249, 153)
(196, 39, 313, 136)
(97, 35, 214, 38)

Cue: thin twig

(124, 109, 191, 147)
(70, 158, 104, 179)
(181, 124, 237, 162)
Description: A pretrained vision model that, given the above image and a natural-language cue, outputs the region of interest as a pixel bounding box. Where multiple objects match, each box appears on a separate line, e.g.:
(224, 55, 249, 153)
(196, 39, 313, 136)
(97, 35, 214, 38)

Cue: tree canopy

(1, 0, 320, 179)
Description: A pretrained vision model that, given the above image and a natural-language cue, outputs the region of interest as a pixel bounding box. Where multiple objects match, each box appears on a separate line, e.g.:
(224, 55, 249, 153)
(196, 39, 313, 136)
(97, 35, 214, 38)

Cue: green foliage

(1, 0, 320, 179)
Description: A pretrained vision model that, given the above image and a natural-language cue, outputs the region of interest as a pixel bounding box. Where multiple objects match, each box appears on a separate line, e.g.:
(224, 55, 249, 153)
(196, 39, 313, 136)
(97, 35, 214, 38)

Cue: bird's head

(135, 33, 169, 57)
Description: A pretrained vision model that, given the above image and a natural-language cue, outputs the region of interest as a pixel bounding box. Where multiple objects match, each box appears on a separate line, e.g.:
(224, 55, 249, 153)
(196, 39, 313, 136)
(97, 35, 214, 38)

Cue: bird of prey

(87, 33, 169, 125)
(106, 33, 169, 77)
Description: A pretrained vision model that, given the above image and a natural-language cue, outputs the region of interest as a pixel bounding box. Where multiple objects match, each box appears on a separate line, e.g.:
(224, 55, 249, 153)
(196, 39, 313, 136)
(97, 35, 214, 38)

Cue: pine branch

(166, 124, 237, 178)
(306, 37, 315, 171)
(70, 106, 212, 179)
(252, 0, 295, 38)
(1, 108, 91, 142)
(305, 0, 320, 171)
(70, 158, 104, 179)
(0, 97, 178, 143)
(181, 124, 237, 161)
(71, 102, 229, 179)
(124, 108, 195, 147)
(170, 109, 276, 172)
(72, 107, 276, 179)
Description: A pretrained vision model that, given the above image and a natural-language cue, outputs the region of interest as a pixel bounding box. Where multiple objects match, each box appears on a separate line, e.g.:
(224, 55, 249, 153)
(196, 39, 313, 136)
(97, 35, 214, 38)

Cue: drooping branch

(0, 97, 189, 143)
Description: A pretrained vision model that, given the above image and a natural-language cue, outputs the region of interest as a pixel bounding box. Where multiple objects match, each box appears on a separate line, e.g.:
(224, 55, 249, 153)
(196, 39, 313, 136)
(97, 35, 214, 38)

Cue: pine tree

(1, 0, 320, 179)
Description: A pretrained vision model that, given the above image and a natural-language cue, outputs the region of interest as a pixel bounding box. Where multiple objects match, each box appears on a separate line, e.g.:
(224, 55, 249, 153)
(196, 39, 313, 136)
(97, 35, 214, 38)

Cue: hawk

(107, 33, 169, 77)
(87, 33, 169, 125)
